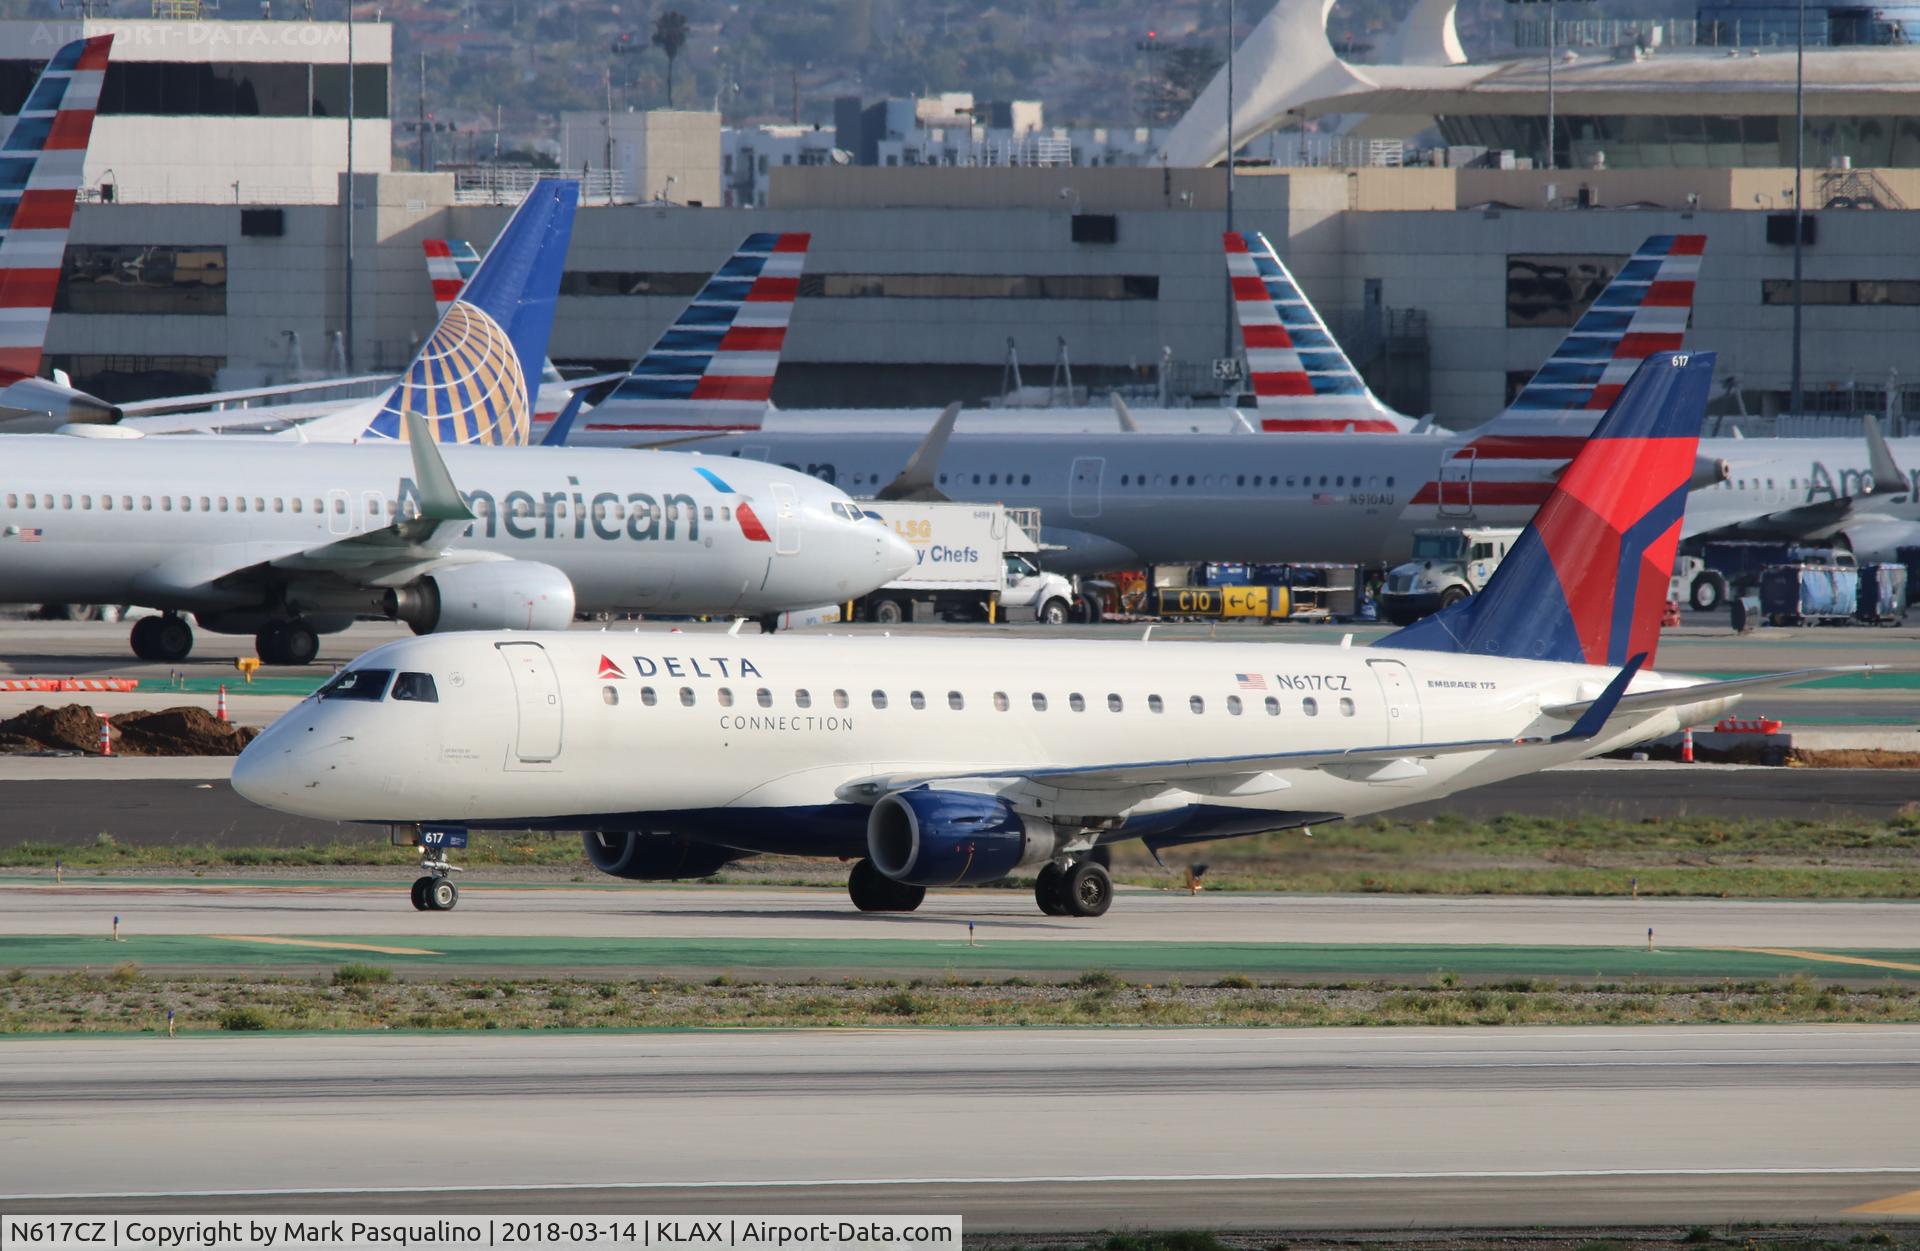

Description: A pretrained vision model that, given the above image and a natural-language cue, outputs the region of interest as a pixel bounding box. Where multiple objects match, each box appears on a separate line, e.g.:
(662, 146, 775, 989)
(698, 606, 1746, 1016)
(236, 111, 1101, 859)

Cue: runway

(4, 882, 1917, 982)
(2, 1027, 1916, 1228)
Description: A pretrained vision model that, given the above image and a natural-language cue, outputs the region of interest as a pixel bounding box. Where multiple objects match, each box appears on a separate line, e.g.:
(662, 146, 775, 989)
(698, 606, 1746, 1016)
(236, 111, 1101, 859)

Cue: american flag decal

(15, 527, 43, 542)
(1236, 673, 1267, 690)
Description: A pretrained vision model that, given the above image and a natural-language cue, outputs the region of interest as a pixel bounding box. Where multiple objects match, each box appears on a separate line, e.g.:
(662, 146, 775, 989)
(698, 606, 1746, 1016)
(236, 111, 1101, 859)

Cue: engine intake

(384, 560, 576, 634)
(582, 832, 741, 880)
(866, 788, 1058, 886)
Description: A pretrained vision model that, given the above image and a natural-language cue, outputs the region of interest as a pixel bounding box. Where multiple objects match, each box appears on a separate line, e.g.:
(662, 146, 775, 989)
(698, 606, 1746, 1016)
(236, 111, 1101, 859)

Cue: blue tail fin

(1379, 351, 1715, 669)
(309, 180, 576, 445)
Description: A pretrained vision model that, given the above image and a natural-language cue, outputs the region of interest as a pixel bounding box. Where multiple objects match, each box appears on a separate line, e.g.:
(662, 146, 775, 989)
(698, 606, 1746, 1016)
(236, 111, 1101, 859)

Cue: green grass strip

(7, 934, 1920, 980)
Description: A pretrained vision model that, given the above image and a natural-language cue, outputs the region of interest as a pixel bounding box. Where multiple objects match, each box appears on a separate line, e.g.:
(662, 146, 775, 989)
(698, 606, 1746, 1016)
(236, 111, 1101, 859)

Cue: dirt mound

(0, 703, 259, 756)
(1791, 748, 1920, 770)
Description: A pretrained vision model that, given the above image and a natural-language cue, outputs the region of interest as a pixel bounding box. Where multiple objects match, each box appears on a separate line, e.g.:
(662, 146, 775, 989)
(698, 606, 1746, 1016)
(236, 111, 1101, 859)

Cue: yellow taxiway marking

(1848, 1189, 1920, 1215)
(209, 935, 440, 957)
(1728, 947, 1920, 975)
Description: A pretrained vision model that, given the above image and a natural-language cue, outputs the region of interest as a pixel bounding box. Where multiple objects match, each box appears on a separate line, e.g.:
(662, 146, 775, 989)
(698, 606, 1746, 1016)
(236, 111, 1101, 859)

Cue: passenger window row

(5, 492, 400, 516)
(1116, 472, 1396, 490)
(628, 685, 1360, 718)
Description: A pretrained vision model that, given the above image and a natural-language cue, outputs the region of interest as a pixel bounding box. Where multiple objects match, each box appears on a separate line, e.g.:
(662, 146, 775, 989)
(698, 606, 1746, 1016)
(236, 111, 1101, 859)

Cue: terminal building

(9, 1, 1920, 431)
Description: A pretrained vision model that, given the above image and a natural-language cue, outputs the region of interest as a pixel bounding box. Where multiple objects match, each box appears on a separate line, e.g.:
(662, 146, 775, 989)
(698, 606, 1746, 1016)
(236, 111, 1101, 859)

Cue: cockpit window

(391, 672, 439, 703)
(317, 668, 392, 701)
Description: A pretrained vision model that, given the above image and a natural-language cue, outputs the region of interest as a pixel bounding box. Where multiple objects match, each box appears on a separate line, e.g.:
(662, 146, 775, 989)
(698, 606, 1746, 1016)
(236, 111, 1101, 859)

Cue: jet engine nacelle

(0, 376, 121, 430)
(1691, 455, 1732, 490)
(582, 831, 742, 880)
(866, 788, 1060, 886)
(383, 560, 576, 634)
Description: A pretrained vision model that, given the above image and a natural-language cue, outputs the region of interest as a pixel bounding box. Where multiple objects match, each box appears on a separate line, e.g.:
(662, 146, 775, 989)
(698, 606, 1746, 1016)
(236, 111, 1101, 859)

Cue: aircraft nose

(880, 527, 915, 581)
(230, 730, 290, 809)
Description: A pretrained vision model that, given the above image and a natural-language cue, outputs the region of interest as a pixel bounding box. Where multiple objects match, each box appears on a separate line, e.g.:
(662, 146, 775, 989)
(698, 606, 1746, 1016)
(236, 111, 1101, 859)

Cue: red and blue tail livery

(578, 233, 811, 438)
(1381, 351, 1715, 669)
(422, 239, 480, 317)
(1223, 231, 1414, 433)
(0, 35, 110, 385)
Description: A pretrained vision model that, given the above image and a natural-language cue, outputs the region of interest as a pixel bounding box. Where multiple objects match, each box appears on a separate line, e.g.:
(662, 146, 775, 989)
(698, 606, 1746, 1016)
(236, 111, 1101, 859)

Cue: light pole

(1546, 0, 1555, 167)
(1790, 0, 1805, 418)
(343, 0, 355, 373)
(1224, 0, 1237, 362)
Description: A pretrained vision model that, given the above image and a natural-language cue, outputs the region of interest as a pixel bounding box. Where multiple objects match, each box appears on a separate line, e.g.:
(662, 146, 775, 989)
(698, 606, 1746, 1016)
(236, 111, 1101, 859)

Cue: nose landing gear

(401, 827, 466, 911)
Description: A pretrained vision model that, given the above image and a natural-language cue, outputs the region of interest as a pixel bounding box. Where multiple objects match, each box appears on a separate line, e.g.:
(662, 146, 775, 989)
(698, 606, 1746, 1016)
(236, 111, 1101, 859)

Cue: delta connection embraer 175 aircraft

(234, 353, 1867, 916)
(0, 180, 913, 664)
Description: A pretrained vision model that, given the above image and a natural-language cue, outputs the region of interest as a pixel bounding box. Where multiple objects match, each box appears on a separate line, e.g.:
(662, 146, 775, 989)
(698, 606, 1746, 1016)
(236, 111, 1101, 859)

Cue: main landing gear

(255, 619, 320, 666)
(410, 844, 463, 911)
(1035, 857, 1112, 918)
(129, 613, 194, 662)
(847, 858, 925, 912)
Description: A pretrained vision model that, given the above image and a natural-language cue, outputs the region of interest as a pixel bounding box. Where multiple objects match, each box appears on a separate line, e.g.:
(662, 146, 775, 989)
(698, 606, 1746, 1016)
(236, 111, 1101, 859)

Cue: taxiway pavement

(2, 1027, 1915, 1228)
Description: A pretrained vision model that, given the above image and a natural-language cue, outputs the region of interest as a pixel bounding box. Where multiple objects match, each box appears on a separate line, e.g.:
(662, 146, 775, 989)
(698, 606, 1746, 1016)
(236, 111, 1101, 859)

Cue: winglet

(876, 402, 962, 502)
(1111, 393, 1142, 433)
(540, 387, 589, 448)
(1865, 414, 1908, 496)
(1548, 653, 1646, 743)
(403, 412, 476, 522)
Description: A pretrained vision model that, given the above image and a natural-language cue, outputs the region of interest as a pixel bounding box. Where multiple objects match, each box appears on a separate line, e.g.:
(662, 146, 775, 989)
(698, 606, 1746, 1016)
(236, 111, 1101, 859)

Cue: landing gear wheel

(758, 613, 780, 635)
(427, 878, 459, 911)
(847, 858, 925, 912)
(129, 615, 160, 660)
(279, 621, 319, 666)
(255, 623, 284, 665)
(410, 877, 432, 911)
(1061, 861, 1112, 918)
(1035, 862, 1069, 915)
(146, 614, 193, 663)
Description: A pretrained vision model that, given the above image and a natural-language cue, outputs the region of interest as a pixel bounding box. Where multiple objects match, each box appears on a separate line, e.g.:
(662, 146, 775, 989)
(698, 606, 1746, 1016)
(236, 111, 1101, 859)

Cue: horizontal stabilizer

(1542, 664, 1883, 720)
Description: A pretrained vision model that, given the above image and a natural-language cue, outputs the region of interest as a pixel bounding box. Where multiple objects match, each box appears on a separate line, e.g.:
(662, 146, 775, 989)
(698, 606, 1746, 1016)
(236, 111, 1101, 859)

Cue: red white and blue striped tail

(1223, 231, 1416, 434)
(0, 36, 110, 386)
(423, 238, 480, 318)
(1479, 234, 1707, 453)
(570, 232, 810, 442)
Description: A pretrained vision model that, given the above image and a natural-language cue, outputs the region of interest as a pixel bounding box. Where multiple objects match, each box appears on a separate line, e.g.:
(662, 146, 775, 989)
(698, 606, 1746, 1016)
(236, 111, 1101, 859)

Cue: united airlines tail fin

(1479, 234, 1706, 451)
(0, 36, 109, 390)
(1223, 231, 1413, 433)
(1380, 351, 1715, 669)
(301, 179, 576, 445)
(570, 232, 809, 441)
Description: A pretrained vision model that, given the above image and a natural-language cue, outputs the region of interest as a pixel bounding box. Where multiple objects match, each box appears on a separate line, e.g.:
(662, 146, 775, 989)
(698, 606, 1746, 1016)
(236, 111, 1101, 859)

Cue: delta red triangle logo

(597, 655, 625, 679)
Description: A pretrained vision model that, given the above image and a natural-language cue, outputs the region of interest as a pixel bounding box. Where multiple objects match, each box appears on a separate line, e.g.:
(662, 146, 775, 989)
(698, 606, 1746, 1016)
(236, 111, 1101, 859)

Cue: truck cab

(1381, 526, 1519, 625)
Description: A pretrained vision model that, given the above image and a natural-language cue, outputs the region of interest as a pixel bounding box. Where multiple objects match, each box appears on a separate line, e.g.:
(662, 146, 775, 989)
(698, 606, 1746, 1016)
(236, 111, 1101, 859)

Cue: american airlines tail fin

(1381, 351, 1715, 669)
(300, 179, 576, 445)
(571, 232, 809, 440)
(1223, 231, 1413, 433)
(422, 238, 480, 317)
(1479, 234, 1706, 451)
(0, 35, 110, 388)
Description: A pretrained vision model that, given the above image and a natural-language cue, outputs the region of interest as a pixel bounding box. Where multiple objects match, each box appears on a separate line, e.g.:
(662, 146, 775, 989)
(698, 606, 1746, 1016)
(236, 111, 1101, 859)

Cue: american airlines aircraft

(559, 230, 1416, 446)
(0, 36, 125, 429)
(0, 180, 913, 664)
(691, 234, 1920, 575)
(232, 353, 1863, 916)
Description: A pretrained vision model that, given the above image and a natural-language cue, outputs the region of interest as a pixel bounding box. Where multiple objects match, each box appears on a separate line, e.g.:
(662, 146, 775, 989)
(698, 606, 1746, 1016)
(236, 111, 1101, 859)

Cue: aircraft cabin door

(769, 482, 800, 555)
(1437, 449, 1475, 518)
(326, 489, 352, 535)
(497, 641, 564, 767)
(1367, 658, 1423, 746)
(1069, 456, 1104, 519)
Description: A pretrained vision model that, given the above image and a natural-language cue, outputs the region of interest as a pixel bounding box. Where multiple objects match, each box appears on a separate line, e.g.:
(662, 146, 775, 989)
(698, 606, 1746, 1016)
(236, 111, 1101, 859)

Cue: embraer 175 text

(233, 353, 1869, 916)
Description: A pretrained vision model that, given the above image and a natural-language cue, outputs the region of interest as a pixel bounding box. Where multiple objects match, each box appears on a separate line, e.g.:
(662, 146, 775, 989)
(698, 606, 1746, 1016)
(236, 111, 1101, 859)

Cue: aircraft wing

(115, 374, 397, 417)
(1541, 665, 1882, 719)
(839, 658, 1645, 799)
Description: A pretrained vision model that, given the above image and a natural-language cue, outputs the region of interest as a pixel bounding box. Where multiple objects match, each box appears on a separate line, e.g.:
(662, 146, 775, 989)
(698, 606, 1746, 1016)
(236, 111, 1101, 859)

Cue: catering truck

(855, 503, 1076, 625)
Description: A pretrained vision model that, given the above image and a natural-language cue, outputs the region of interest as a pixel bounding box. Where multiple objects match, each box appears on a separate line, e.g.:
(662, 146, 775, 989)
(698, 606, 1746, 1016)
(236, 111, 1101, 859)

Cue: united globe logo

(377, 301, 530, 446)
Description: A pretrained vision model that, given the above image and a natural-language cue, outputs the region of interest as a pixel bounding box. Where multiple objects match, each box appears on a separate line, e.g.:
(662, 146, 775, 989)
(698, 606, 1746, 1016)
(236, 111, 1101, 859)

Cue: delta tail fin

(1223, 231, 1414, 433)
(298, 180, 576, 445)
(1380, 351, 1715, 669)
(0, 36, 110, 388)
(570, 232, 809, 442)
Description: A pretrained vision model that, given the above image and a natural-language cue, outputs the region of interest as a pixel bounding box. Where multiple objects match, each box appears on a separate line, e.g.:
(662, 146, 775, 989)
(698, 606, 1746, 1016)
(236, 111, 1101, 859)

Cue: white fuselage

(707, 429, 1920, 571)
(0, 437, 910, 617)
(233, 630, 1733, 857)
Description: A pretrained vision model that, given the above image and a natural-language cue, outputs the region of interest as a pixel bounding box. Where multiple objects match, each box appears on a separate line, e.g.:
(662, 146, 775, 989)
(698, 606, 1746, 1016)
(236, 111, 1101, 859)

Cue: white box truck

(855, 503, 1077, 625)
